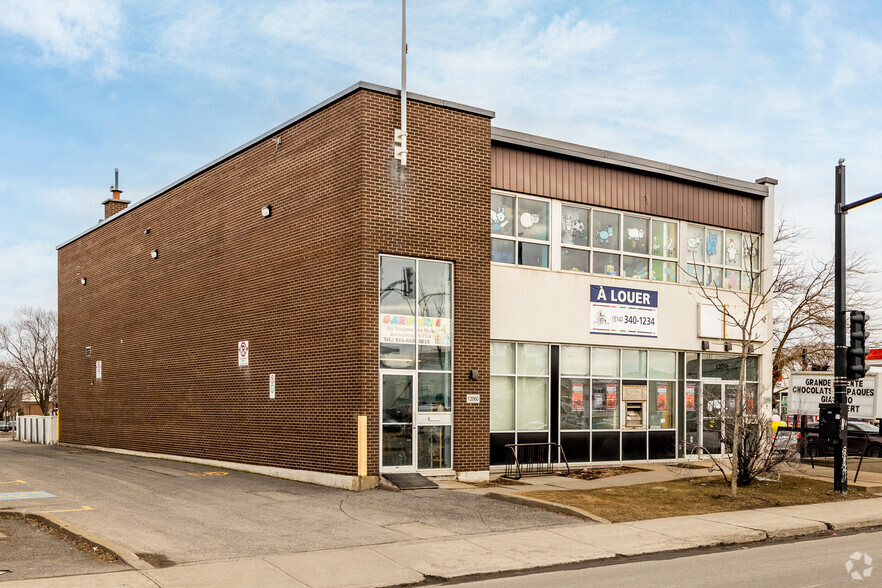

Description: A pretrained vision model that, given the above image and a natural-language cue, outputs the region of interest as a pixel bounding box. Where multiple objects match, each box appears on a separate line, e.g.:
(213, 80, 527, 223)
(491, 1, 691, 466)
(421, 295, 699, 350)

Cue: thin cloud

(0, 0, 123, 78)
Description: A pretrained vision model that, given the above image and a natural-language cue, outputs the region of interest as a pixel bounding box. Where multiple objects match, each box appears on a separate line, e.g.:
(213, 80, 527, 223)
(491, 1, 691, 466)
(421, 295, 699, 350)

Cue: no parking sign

(238, 341, 249, 367)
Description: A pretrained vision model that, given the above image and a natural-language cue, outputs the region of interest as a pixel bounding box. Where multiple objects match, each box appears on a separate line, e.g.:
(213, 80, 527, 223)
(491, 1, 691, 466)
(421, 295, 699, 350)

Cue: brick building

(57, 82, 775, 489)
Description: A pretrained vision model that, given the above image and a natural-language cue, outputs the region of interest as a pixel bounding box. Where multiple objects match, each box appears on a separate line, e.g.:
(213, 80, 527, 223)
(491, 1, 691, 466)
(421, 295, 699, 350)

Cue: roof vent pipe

(102, 168, 131, 219)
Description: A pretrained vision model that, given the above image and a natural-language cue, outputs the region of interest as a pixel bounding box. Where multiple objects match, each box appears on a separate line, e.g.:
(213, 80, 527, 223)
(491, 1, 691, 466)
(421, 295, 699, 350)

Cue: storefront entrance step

(383, 473, 439, 490)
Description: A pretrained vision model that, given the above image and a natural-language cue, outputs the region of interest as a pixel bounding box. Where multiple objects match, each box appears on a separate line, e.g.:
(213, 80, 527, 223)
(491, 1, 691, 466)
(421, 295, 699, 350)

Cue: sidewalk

(7, 493, 882, 587)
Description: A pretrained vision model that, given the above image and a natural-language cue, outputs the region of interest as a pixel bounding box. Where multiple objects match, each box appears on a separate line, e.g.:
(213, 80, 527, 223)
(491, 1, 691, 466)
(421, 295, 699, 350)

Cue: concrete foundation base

(60, 443, 379, 491)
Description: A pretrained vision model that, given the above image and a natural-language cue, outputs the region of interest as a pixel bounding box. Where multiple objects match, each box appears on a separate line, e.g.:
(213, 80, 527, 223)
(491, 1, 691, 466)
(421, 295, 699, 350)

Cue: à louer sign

(590, 285, 658, 338)
(788, 372, 881, 419)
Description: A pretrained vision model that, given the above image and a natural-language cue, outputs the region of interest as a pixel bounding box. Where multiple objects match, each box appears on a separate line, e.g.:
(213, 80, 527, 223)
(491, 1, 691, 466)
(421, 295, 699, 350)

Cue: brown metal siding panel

(490, 145, 764, 232)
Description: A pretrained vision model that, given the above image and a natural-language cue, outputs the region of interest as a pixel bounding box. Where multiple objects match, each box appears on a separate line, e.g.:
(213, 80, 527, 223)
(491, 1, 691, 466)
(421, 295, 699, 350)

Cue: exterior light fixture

(150, 249, 159, 259)
(80, 277, 87, 285)
(701, 341, 710, 351)
(747, 344, 755, 353)
(469, 369, 479, 381)
(261, 205, 272, 218)
(724, 341, 733, 352)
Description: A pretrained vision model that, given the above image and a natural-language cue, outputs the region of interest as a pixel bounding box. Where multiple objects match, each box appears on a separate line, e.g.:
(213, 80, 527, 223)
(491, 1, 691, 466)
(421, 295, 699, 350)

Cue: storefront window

(417, 260, 452, 371)
(379, 256, 416, 369)
(518, 343, 549, 375)
(649, 380, 674, 429)
(622, 349, 647, 378)
(490, 376, 515, 430)
(517, 377, 548, 430)
(592, 348, 620, 377)
(491, 341, 515, 374)
(560, 346, 590, 376)
(490, 342, 549, 433)
(379, 255, 453, 472)
(648, 351, 676, 379)
(560, 378, 590, 430)
(417, 373, 450, 412)
(592, 380, 619, 429)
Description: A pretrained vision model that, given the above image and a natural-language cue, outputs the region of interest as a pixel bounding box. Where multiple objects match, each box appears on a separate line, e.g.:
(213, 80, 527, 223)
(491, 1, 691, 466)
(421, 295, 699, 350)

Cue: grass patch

(523, 475, 872, 523)
(564, 466, 646, 480)
(468, 478, 528, 488)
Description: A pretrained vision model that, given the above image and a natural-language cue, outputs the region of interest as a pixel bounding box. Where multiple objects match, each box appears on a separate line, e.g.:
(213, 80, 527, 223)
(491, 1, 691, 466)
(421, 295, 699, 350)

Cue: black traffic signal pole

(834, 162, 882, 494)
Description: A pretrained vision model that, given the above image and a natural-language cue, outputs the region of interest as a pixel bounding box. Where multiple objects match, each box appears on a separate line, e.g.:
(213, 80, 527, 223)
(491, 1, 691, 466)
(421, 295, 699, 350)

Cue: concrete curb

(486, 491, 611, 524)
(0, 510, 151, 571)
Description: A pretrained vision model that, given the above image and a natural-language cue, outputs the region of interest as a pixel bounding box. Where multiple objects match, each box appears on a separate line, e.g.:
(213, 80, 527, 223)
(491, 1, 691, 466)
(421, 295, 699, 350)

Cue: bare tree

(0, 307, 58, 416)
(771, 220, 879, 394)
(685, 221, 772, 497)
(0, 362, 21, 421)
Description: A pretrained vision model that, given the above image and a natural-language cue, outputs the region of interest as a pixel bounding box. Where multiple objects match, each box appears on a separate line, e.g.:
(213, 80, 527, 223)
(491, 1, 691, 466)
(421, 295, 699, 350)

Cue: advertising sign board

(788, 371, 880, 419)
(590, 285, 658, 337)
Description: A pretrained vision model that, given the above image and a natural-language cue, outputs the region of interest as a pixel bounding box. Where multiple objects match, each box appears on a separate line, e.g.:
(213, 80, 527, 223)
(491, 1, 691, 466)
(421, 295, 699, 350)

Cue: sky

(1, 0, 881, 325)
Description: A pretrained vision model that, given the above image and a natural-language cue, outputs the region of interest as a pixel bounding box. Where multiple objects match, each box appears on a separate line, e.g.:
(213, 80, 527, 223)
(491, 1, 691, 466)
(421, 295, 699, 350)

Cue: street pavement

(456, 528, 882, 587)
(4, 438, 882, 587)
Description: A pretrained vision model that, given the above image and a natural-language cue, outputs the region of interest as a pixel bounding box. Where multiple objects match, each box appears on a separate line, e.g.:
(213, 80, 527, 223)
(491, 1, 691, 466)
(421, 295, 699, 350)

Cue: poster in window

(571, 382, 584, 411)
(605, 383, 618, 410)
(657, 384, 667, 410)
(593, 391, 604, 409)
(685, 384, 695, 411)
(746, 389, 755, 413)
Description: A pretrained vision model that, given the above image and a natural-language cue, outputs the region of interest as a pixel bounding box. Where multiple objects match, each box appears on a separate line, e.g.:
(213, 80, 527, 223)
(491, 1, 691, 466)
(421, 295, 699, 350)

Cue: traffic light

(847, 310, 869, 380)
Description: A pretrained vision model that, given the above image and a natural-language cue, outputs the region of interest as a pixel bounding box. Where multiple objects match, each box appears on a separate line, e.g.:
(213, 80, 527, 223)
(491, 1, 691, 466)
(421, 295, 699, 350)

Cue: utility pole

(833, 161, 882, 493)
(394, 0, 408, 166)
(833, 161, 848, 493)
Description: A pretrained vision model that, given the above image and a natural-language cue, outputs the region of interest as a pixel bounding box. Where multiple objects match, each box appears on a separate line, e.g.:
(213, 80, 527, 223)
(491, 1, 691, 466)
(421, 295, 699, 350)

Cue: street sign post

(833, 162, 882, 493)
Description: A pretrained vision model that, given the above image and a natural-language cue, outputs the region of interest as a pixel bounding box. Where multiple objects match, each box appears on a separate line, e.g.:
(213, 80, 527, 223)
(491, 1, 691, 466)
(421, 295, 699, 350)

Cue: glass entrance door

(702, 383, 722, 453)
(382, 373, 414, 469)
(382, 371, 453, 472)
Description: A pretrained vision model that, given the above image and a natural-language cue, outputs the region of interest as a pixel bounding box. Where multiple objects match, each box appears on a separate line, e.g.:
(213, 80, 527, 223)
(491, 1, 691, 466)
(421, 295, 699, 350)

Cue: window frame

(491, 190, 551, 269)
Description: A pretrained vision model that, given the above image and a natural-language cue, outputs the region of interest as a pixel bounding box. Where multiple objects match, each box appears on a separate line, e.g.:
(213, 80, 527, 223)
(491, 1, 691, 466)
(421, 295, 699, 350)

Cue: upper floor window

(683, 224, 760, 291)
(561, 205, 678, 282)
(491, 193, 549, 268)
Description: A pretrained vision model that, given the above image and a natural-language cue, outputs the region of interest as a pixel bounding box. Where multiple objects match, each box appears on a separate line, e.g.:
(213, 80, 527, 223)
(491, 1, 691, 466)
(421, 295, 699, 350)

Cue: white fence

(15, 415, 58, 444)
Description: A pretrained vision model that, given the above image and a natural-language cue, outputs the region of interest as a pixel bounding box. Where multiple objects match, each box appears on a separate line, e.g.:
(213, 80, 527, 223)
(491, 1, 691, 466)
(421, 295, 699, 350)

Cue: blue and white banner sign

(590, 285, 658, 337)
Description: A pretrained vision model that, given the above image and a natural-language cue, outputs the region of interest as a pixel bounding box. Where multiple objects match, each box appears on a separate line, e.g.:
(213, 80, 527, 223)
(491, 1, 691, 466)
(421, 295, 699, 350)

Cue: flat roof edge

(57, 82, 494, 250)
(491, 127, 771, 198)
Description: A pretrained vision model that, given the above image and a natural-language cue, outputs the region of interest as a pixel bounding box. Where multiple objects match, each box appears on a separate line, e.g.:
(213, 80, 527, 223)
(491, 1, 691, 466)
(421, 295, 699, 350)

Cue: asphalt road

(0, 439, 576, 564)
(456, 529, 882, 587)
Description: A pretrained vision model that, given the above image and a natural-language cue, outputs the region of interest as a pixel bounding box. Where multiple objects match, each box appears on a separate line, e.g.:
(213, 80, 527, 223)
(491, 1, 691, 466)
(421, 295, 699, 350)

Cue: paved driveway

(0, 439, 577, 564)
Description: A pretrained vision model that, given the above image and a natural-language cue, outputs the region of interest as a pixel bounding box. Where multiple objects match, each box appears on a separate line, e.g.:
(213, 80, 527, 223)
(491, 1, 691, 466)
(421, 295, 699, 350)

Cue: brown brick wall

(58, 88, 491, 476)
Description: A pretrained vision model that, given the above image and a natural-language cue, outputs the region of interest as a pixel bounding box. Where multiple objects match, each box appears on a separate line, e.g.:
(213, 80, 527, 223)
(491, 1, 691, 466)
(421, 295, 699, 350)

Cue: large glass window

(379, 256, 416, 369)
(557, 345, 679, 434)
(491, 192, 549, 268)
(490, 342, 549, 433)
(684, 223, 760, 292)
(379, 255, 453, 471)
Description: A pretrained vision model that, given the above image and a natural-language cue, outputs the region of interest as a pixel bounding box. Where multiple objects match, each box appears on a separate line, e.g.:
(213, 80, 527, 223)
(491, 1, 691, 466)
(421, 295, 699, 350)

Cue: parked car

(0, 421, 14, 432)
(803, 421, 882, 458)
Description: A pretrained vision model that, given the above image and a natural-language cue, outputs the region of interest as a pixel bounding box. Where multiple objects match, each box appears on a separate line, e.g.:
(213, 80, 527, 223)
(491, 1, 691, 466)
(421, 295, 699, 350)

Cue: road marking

(0, 491, 55, 501)
(187, 471, 228, 477)
(0, 480, 26, 485)
(39, 506, 93, 513)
